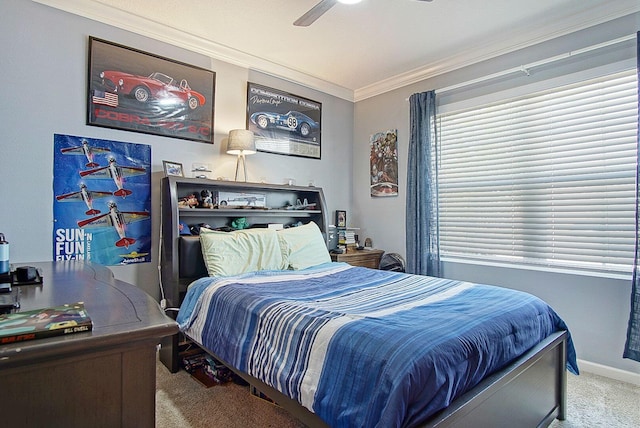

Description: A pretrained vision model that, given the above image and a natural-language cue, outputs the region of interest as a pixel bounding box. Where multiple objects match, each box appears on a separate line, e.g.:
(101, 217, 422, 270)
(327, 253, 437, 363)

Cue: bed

(169, 222, 578, 428)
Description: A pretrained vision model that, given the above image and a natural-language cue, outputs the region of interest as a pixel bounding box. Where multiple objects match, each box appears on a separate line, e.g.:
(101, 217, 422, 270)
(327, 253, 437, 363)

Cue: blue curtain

(406, 91, 440, 276)
(624, 32, 640, 363)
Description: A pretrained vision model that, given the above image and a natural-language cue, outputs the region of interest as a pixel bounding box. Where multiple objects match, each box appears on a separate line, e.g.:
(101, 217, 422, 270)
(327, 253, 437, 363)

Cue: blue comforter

(178, 262, 578, 428)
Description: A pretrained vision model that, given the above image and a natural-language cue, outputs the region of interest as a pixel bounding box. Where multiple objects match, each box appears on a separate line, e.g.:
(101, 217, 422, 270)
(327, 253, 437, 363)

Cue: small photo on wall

(370, 129, 398, 197)
(163, 160, 184, 177)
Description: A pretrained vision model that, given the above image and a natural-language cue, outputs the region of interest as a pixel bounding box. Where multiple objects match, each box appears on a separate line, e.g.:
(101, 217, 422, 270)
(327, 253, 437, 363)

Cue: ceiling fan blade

(294, 0, 337, 27)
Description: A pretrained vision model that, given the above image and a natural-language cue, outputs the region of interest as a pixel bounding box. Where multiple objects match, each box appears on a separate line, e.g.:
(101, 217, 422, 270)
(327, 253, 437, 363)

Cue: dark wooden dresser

(0, 261, 178, 428)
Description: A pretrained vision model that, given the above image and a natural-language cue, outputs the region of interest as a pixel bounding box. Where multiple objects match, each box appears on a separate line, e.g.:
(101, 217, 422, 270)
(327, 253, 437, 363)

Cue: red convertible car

(100, 70, 206, 110)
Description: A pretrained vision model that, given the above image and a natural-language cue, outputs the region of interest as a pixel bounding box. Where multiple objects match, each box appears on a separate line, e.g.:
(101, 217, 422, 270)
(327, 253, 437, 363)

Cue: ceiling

(36, 0, 640, 101)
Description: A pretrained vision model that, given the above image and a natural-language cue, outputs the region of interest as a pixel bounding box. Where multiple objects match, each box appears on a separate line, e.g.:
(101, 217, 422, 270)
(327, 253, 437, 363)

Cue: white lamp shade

(226, 129, 256, 155)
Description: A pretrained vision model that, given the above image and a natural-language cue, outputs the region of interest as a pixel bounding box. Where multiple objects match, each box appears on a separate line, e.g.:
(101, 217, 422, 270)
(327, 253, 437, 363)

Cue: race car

(100, 70, 206, 110)
(250, 110, 319, 137)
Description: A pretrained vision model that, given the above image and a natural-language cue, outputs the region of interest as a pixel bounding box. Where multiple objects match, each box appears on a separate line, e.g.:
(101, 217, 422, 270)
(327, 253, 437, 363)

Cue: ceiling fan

(294, 0, 433, 27)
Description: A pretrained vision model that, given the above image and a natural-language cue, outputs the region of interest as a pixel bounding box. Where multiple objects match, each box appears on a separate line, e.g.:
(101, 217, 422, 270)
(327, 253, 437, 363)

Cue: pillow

(199, 228, 286, 277)
(277, 221, 331, 270)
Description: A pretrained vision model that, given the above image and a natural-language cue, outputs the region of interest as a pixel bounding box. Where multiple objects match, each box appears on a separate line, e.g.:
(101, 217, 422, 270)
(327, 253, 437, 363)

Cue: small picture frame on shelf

(218, 191, 266, 208)
(336, 210, 346, 228)
(163, 160, 184, 177)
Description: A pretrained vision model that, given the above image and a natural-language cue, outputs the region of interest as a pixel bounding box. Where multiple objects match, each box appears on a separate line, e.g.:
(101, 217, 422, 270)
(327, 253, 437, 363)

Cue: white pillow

(277, 221, 330, 270)
(199, 228, 286, 276)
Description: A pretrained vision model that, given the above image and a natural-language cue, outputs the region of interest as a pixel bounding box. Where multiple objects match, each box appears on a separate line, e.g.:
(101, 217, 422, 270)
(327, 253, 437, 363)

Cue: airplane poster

(53, 134, 151, 265)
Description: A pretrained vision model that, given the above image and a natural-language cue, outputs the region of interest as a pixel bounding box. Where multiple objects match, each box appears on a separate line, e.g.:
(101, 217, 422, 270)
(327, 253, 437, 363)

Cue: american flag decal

(92, 90, 118, 107)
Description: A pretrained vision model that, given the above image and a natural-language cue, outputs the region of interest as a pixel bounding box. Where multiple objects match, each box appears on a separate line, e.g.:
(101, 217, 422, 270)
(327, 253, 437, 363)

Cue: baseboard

(577, 359, 640, 386)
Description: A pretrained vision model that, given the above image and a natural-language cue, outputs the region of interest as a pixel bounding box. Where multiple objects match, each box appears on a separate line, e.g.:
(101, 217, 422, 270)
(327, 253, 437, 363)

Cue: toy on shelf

(178, 194, 199, 208)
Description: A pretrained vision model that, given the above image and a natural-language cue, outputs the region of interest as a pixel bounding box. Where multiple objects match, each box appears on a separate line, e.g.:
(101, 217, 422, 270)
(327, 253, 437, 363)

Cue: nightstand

(330, 248, 384, 269)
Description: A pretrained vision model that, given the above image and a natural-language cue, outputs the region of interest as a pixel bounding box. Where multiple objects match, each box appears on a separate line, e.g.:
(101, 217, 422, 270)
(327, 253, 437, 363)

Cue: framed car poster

(53, 134, 151, 266)
(87, 37, 215, 144)
(246, 82, 321, 159)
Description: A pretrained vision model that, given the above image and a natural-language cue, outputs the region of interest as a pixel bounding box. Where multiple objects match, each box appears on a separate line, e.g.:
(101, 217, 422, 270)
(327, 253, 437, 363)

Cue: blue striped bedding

(177, 262, 578, 428)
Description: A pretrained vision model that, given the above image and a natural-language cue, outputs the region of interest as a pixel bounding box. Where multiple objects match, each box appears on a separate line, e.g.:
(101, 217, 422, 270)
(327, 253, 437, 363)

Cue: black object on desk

(0, 265, 43, 289)
(12, 265, 43, 285)
(0, 271, 10, 287)
(0, 294, 18, 313)
(0, 271, 16, 313)
(15, 265, 38, 282)
(0, 265, 43, 313)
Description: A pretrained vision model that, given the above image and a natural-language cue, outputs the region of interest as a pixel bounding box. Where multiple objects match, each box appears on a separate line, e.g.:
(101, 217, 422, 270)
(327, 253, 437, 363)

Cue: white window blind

(437, 70, 638, 276)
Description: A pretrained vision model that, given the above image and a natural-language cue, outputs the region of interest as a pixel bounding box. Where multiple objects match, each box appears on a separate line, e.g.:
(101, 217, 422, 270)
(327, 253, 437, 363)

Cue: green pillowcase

(278, 221, 331, 270)
(200, 228, 286, 277)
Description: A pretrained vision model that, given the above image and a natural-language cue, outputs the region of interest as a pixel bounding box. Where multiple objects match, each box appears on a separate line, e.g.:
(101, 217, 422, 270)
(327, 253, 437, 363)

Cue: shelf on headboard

(177, 208, 323, 217)
(160, 176, 329, 307)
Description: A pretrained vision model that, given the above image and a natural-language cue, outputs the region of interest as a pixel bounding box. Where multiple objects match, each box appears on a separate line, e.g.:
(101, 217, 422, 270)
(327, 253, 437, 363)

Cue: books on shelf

(0, 302, 92, 345)
(336, 227, 359, 247)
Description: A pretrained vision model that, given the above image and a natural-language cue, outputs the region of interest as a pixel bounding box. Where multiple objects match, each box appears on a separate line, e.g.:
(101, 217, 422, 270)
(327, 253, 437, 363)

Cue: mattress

(177, 262, 578, 428)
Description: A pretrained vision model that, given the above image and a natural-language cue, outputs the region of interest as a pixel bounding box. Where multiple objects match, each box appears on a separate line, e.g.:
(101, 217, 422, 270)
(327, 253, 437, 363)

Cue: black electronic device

(16, 266, 37, 282)
(0, 293, 19, 314)
(0, 272, 10, 285)
(11, 265, 43, 286)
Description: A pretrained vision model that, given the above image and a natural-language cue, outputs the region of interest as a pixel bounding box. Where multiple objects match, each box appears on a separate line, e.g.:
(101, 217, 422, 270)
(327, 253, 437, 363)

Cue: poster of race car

(370, 129, 399, 197)
(246, 82, 321, 159)
(87, 37, 215, 143)
(53, 134, 152, 266)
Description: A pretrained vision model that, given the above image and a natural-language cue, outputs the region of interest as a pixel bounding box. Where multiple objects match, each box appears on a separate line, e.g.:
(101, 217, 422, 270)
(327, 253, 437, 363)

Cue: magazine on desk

(0, 302, 92, 345)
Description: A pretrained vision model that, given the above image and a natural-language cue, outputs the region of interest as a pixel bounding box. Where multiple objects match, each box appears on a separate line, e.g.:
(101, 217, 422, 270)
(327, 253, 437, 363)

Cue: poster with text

(53, 134, 151, 265)
(246, 82, 321, 159)
(88, 37, 215, 144)
(370, 129, 398, 197)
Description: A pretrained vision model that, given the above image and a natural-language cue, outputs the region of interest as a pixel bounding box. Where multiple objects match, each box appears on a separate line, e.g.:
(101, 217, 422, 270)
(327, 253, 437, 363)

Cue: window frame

(436, 68, 639, 280)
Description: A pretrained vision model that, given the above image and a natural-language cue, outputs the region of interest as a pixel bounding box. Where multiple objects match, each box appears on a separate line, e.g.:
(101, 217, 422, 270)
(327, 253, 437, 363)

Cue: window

(437, 70, 638, 277)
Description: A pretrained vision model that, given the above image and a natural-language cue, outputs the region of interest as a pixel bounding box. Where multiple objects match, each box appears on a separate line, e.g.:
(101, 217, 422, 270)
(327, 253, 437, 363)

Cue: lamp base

(234, 153, 248, 182)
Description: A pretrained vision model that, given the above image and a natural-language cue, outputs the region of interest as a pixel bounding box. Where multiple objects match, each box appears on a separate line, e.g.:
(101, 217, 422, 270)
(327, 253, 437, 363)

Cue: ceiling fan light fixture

(294, 0, 366, 27)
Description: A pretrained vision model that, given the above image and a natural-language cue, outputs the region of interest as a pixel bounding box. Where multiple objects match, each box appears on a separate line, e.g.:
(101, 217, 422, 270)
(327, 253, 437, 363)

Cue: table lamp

(226, 129, 255, 182)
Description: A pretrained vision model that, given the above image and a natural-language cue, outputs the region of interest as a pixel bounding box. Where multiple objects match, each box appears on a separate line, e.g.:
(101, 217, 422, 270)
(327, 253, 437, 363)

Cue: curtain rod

(433, 34, 636, 95)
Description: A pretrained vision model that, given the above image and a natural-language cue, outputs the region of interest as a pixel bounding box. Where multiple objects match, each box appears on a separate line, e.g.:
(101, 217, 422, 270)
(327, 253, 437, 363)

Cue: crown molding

(353, 4, 640, 102)
(32, 0, 355, 102)
(33, 0, 638, 104)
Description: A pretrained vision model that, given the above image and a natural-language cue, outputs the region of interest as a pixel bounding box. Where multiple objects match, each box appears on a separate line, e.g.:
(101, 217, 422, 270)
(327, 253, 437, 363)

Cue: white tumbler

(0, 233, 9, 275)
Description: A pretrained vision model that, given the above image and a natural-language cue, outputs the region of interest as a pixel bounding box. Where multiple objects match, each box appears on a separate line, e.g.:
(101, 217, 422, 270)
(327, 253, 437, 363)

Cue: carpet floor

(156, 359, 639, 427)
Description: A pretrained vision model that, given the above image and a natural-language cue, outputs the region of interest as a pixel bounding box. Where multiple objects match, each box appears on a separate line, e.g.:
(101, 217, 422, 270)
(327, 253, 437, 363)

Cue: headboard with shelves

(159, 176, 329, 372)
(160, 176, 329, 308)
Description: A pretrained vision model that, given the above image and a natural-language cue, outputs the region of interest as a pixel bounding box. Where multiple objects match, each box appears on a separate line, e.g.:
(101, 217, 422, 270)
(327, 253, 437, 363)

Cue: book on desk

(0, 302, 92, 345)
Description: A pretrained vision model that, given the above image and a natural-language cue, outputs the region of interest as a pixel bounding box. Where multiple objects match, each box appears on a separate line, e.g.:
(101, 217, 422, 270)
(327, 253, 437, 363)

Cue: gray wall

(1, 1, 638, 375)
(353, 14, 640, 374)
(0, 1, 353, 297)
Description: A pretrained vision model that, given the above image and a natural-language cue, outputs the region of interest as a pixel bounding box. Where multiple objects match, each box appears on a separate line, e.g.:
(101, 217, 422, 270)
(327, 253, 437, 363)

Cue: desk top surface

(0, 261, 178, 367)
